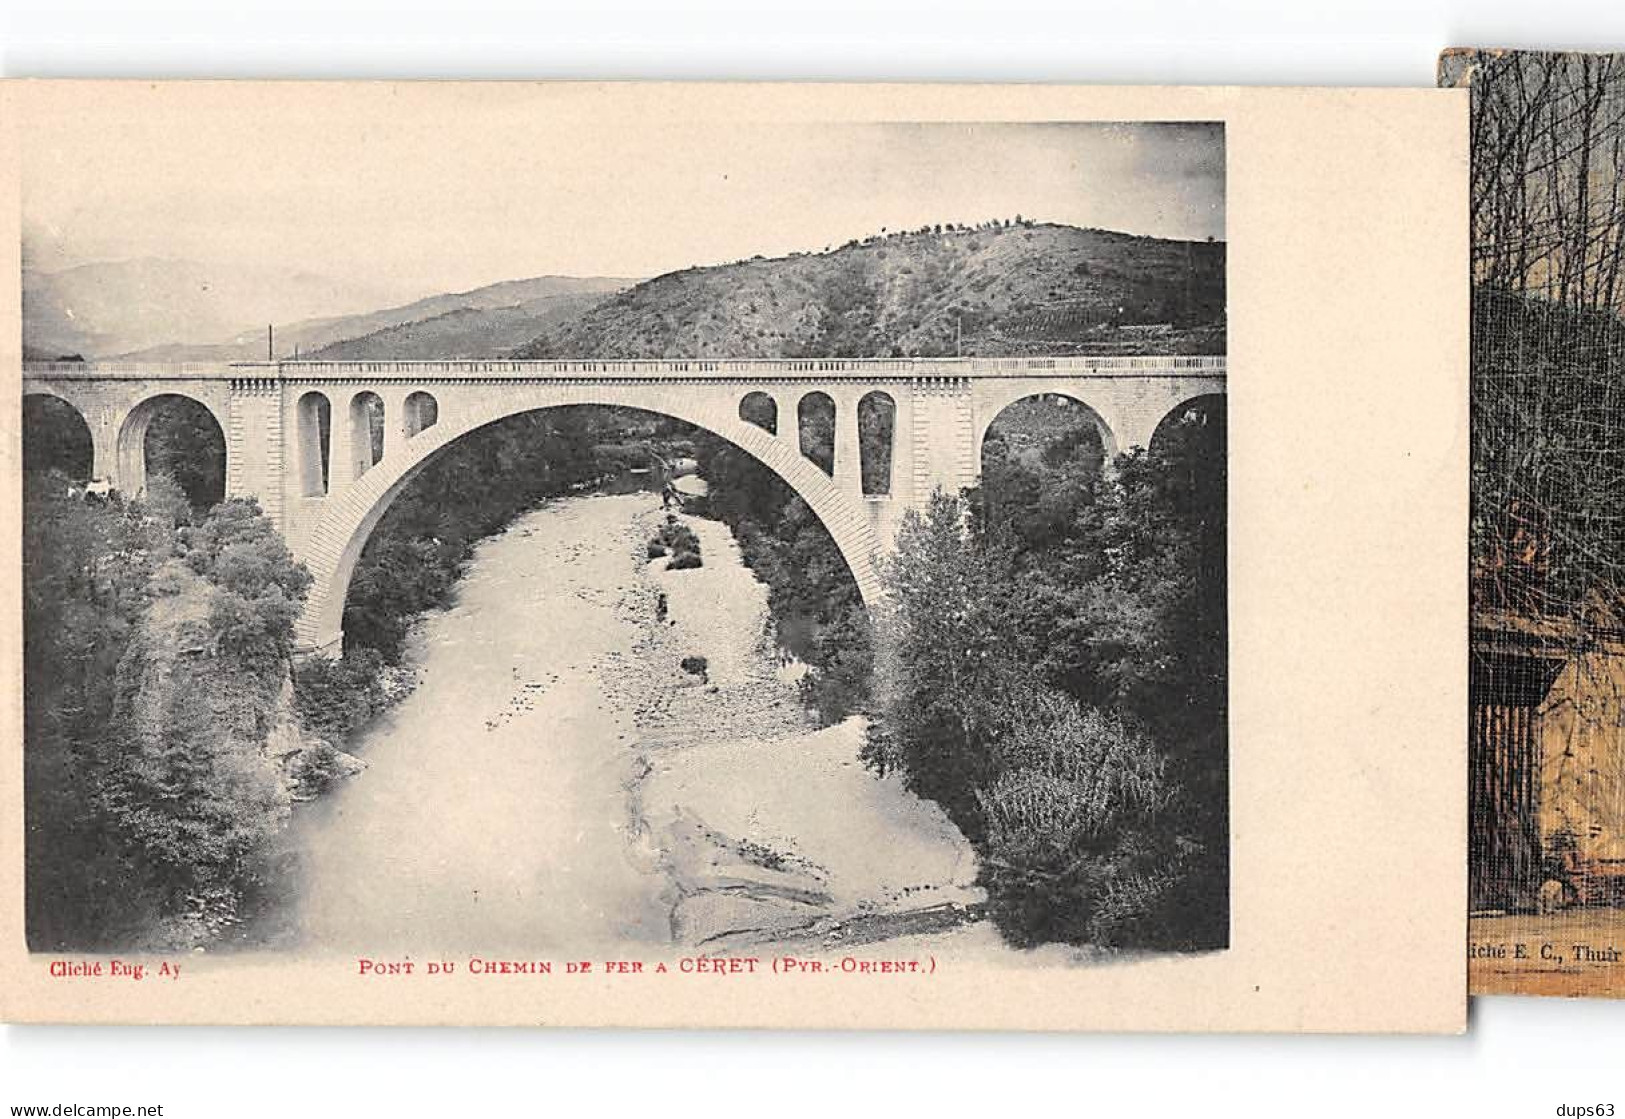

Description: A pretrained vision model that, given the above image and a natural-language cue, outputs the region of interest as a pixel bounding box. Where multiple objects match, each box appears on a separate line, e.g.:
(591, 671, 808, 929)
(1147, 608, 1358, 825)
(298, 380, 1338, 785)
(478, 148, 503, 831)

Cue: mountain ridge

(513, 221, 1224, 360)
(23, 221, 1222, 364)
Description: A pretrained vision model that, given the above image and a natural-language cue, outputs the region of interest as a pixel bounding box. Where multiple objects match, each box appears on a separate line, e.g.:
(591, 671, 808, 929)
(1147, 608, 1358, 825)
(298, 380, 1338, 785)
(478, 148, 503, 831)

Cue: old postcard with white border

(0, 82, 1466, 1031)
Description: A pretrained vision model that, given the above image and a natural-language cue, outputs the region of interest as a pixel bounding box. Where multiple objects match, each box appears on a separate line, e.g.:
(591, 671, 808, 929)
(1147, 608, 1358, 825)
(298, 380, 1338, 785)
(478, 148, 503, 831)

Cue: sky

(21, 86, 1224, 302)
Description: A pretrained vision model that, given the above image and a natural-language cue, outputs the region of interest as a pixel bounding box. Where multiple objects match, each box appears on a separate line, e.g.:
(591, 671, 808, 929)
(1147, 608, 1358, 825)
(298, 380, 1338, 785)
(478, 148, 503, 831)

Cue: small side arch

(115, 392, 228, 505)
(798, 391, 836, 476)
(1150, 393, 1226, 454)
(297, 391, 334, 496)
(348, 391, 386, 480)
(22, 392, 95, 481)
(858, 390, 896, 496)
(977, 392, 1112, 478)
(1146, 396, 1226, 506)
(404, 391, 439, 437)
(739, 391, 777, 434)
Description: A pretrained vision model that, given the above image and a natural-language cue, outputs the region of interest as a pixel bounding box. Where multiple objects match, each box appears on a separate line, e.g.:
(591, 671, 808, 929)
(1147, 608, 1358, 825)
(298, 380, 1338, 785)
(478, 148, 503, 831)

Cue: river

(257, 492, 1036, 960)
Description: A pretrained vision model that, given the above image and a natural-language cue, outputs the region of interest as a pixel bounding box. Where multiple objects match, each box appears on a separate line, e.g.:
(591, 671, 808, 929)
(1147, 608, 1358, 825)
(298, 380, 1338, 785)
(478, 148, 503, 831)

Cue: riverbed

(264, 492, 1059, 960)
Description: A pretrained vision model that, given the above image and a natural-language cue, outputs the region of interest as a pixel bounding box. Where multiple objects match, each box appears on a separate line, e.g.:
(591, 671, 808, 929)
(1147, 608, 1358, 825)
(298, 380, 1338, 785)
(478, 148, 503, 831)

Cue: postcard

(1, 81, 1466, 1029)
(1445, 49, 1625, 1000)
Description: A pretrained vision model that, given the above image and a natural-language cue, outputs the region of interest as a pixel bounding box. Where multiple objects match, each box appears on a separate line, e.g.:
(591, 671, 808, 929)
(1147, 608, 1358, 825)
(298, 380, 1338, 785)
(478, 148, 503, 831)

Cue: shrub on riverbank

(974, 688, 1186, 948)
(285, 738, 361, 800)
(797, 602, 874, 727)
(651, 517, 703, 569)
(292, 650, 389, 744)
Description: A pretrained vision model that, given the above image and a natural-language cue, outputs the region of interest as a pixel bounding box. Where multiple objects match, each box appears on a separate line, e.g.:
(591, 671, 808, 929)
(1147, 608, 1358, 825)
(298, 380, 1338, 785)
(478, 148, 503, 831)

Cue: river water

(262, 492, 1002, 958)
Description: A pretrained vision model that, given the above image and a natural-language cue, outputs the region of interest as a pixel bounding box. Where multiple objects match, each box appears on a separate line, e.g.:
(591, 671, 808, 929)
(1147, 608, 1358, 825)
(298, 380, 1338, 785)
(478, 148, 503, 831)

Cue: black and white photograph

(19, 108, 1229, 965)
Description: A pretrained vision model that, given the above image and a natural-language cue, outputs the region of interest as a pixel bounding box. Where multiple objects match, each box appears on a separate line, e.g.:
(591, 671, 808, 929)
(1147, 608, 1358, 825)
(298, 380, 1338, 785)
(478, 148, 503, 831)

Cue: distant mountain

(20, 260, 634, 363)
(299, 292, 615, 360)
(260, 276, 633, 361)
(117, 275, 635, 362)
(513, 222, 1225, 360)
(21, 257, 425, 361)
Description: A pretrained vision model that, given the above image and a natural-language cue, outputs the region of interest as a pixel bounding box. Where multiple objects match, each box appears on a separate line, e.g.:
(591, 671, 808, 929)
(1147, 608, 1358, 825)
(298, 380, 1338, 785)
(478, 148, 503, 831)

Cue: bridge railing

(21, 361, 240, 378)
(22, 355, 1226, 381)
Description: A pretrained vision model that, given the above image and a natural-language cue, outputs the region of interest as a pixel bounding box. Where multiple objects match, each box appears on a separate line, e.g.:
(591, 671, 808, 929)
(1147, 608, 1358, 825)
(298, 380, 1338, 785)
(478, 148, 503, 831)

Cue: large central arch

(294, 386, 884, 655)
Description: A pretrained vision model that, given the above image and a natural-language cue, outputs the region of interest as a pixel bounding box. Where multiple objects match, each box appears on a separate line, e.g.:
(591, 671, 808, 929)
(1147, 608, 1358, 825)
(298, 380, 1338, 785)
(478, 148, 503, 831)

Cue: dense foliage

(24, 475, 170, 948)
(142, 397, 228, 511)
(290, 648, 389, 746)
(866, 396, 1228, 951)
(24, 475, 309, 949)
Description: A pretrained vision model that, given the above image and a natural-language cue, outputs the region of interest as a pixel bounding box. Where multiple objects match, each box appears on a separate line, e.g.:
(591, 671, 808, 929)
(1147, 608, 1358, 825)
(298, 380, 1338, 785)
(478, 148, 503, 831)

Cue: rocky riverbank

(612, 503, 988, 949)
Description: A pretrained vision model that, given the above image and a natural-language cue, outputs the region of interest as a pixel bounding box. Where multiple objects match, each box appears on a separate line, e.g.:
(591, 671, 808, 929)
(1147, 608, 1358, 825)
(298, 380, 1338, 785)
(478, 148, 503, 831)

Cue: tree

(23, 475, 172, 948)
(1452, 51, 1625, 306)
(868, 395, 1228, 951)
(866, 490, 1027, 828)
(183, 499, 312, 671)
(143, 398, 227, 511)
(1447, 51, 1625, 623)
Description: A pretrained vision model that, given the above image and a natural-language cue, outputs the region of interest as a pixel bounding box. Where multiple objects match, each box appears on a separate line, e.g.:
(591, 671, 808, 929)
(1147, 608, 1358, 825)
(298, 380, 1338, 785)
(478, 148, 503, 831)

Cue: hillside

(514, 222, 1225, 360)
(265, 275, 633, 360)
(117, 275, 633, 362)
(299, 289, 615, 360)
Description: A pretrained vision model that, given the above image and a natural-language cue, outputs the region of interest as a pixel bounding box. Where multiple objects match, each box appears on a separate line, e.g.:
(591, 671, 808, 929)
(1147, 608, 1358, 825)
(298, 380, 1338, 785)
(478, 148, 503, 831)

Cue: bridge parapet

(23, 354, 1224, 383)
(23, 361, 245, 380)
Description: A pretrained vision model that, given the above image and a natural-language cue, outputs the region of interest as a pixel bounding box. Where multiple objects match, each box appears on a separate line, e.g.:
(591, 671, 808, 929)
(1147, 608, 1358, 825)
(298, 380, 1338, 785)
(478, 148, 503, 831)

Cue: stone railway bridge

(21, 356, 1225, 657)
